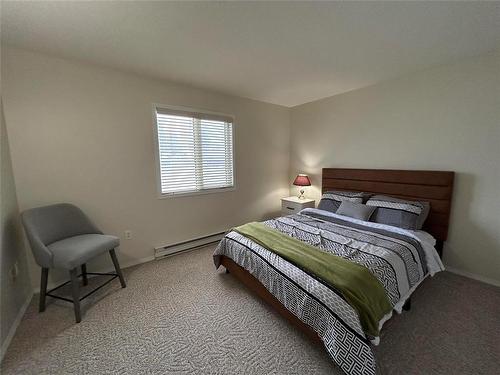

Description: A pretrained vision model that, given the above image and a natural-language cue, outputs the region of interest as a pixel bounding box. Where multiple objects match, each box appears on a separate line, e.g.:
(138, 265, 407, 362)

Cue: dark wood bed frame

(220, 168, 454, 344)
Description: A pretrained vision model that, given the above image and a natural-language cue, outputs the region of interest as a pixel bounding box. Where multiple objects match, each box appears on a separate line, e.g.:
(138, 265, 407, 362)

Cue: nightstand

(281, 196, 315, 216)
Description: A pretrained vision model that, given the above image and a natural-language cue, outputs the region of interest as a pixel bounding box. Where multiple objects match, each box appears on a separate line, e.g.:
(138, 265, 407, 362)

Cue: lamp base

(298, 189, 305, 199)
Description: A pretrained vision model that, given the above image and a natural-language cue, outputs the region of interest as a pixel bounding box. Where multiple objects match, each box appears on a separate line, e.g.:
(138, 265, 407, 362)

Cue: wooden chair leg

(39, 268, 49, 312)
(69, 268, 82, 323)
(81, 263, 88, 286)
(109, 249, 126, 288)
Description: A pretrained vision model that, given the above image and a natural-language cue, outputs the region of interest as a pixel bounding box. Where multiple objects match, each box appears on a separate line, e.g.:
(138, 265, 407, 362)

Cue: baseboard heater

(154, 231, 225, 259)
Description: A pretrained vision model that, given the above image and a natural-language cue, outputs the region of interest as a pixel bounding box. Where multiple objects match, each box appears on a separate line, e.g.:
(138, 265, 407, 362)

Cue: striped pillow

(366, 195, 430, 230)
(317, 191, 371, 213)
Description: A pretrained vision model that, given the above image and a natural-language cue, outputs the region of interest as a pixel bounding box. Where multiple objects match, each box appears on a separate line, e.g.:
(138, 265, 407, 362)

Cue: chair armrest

(24, 226, 54, 268)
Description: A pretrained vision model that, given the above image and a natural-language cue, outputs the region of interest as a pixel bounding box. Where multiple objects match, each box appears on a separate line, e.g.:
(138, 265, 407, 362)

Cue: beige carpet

(2, 245, 499, 374)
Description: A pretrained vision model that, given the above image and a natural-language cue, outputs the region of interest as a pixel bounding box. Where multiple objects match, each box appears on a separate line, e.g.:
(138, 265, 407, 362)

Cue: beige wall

(290, 51, 500, 284)
(2, 48, 290, 288)
(1, 98, 33, 357)
(2, 46, 499, 289)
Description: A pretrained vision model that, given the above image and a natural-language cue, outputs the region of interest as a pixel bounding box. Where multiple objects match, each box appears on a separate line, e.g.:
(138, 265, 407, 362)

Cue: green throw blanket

(233, 222, 392, 337)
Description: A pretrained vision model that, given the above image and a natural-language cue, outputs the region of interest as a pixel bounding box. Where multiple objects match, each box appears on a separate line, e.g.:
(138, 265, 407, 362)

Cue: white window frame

(152, 103, 236, 199)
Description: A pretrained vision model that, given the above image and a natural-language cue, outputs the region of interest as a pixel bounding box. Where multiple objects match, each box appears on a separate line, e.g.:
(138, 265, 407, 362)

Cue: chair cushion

(48, 234, 119, 269)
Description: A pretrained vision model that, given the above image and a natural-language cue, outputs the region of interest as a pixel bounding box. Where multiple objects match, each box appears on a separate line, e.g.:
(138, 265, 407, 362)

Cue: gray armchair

(21, 203, 126, 323)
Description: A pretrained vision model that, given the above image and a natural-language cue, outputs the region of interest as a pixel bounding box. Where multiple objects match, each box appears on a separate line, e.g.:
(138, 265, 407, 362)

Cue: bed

(213, 168, 454, 374)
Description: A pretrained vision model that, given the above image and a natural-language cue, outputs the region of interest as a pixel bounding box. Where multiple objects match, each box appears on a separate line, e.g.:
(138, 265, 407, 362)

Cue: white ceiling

(2, 1, 499, 107)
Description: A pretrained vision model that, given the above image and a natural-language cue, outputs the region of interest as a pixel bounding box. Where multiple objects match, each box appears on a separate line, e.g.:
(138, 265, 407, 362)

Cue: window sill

(157, 186, 236, 199)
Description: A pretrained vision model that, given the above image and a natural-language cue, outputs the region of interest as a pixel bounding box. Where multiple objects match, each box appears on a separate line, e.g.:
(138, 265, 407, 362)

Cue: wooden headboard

(322, 168, 454, 243)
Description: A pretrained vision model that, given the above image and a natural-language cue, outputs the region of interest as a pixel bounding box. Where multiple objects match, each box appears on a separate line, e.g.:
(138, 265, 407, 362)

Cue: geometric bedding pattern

(214, 211, 429, 375)
(215, 231, 375, 375)
(366, 198, 423, 215)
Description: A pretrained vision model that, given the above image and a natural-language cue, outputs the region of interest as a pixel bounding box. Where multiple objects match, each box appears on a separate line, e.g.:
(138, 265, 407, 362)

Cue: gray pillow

(317, 190, 371, 213)
(336, 201, 376, 221)
(366, 195, 429, 230)
(416, 202, 431, 230)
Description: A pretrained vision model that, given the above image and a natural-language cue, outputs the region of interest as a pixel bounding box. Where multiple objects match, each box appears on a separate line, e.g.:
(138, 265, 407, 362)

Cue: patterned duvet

(213, 208, 444, 375)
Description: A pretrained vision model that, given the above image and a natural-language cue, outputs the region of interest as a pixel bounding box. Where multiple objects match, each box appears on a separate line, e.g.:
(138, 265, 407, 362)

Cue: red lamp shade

(293, 174, 311, 186)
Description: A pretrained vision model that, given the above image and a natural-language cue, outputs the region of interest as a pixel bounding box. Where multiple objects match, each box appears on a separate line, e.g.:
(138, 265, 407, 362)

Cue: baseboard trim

(0, 293, 33, 362)
(154, 232, 224, 259)
(31, 240, 220, 294)
(117, 255, 156, 272)
(445, 266, 500, 287)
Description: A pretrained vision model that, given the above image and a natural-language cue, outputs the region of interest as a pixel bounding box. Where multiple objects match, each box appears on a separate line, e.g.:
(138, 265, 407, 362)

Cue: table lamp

(293, 174, 311, 199)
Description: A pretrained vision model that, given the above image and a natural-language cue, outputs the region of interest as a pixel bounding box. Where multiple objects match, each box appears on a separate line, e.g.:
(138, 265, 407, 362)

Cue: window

(154, 105, 234, 197)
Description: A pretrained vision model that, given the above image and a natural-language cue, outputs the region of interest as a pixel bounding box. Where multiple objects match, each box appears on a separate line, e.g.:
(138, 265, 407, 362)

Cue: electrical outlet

(10, 262, 19, 281)
(124, 230, 132, 240)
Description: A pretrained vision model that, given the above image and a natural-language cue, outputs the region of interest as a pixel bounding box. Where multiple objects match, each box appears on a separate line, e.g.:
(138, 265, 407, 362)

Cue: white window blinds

(154, 106, 234, 196)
